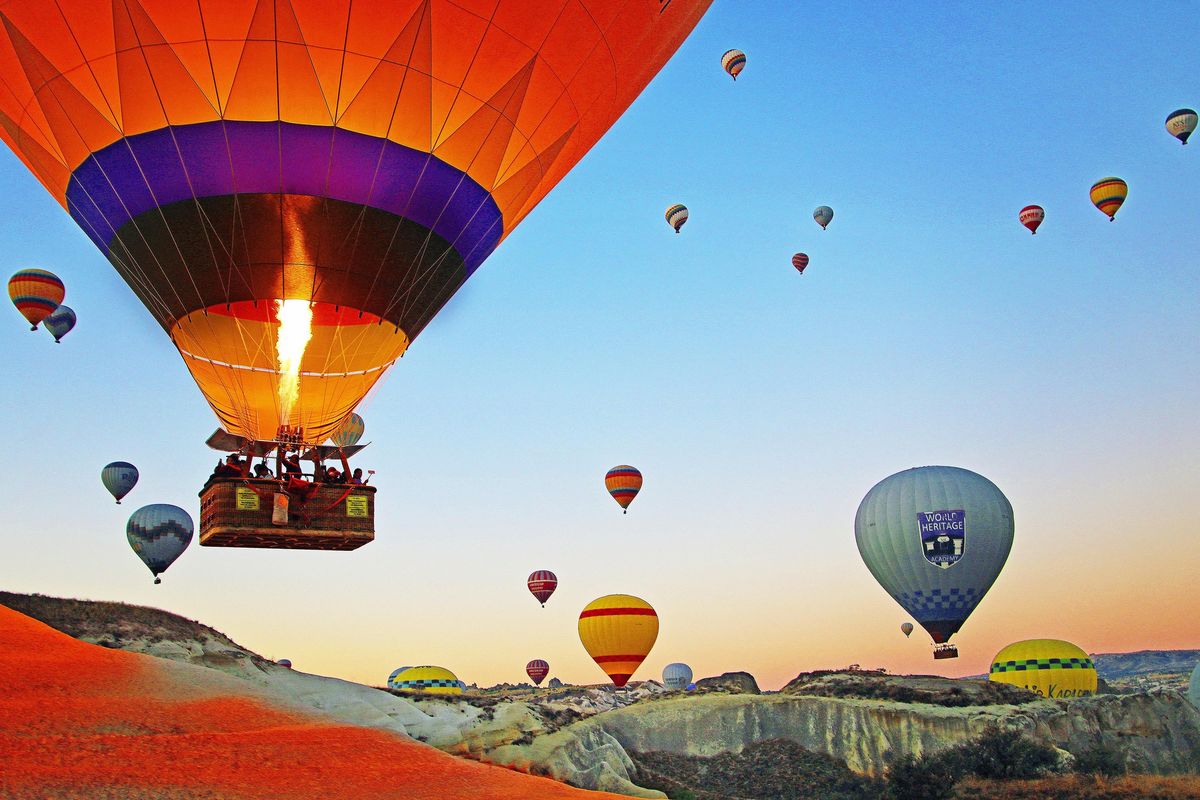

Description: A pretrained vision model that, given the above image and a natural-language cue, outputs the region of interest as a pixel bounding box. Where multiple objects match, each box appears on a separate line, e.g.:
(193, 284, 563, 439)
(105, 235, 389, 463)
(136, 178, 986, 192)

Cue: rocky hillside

(6, 592, 1199, 800)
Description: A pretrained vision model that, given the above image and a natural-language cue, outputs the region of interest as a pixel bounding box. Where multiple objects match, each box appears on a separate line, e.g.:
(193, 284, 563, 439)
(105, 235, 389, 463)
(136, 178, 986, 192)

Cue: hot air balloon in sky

(527, 570, 558, 607)
(721, 49, 746, 80)
(43, 305, 76, 342)
(526, 659, 549, 686)
(855, 466, 1014, 659)
(1166, 108, 1197, 145)
(791, 253, 809, 275)
(901, 622, 914, 638)
(813, 206, 834, 230)
(101, 461, 139, 504)
(1090, 178, 1128, 221)
(0, 1, 712, 445)
(330, 413, 365, 449)
(126, 503, 193, 584)
(989, 639, 1097, 698)
(579, 594, 658, 688)
(8, 269, 63, 331)
(605, 465, 643, 513)
(662, 662, 692, 690)
(666, 203, 689, 233)
(1019, 205, 1044, 235)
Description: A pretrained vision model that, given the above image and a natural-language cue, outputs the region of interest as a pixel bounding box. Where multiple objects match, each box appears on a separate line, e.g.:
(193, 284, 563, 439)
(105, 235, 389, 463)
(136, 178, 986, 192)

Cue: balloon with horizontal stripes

(330, 413, 365, 449)
(43, 304, 77, 343)
(665, 204, 689, 233)
(721, 49, 746, 80)
(527, 570, 558, 607)
(1166, 109, 1197, 145)
(1018, 205, 1044, 235)
(791, 253, 809, 274)
(126, 503, 193, 584)
(8, 269, 64, 331)
(101, 461, 139, 504)
(901, 622, 914, 638)
(578, 594, 658, 688)
(988, 639, 1097, 698)
(0, 1, 712, 444)
(605, 465, 643, 513)
(1090, 178, 1128, 221)
(525, 659, 549, 686)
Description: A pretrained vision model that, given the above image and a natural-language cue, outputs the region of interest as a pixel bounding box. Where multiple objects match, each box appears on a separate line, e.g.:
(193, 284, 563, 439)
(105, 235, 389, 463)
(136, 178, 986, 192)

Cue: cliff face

(485, 691, 1200, 795)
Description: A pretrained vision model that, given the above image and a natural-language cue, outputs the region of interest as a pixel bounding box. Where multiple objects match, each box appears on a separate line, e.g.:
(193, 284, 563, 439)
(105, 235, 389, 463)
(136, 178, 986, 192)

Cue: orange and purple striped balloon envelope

(578, 594, 658, 688)
(605, 465, 643, 513)
(0, 1, 712, 443)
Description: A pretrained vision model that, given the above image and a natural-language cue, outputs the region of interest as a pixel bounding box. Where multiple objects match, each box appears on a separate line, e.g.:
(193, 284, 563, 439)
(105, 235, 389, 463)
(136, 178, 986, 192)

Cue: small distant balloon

(526, 659, 550, 686)
(277, 659, 293, 669)
(330, 412, 364, 448)
(813, 206, 834, 230)
(1090, 178, 1127, 221)
(1018, 205, 1044, 235)
(8, 269, 64, 331)
(665, 204, 689, 233)
(791, 253, 809, 274)
(1166, 108, 1197, 145)
(101, 461, 139, 504)
(663, 662, 693, 690)
(126, 504, 193, 585)
(43, 304, 76, 342)
(605, 465, 643, 513)
(901, 622, 914, 638)
(721, 49, 746, 80)
(527, 570, 558, 606)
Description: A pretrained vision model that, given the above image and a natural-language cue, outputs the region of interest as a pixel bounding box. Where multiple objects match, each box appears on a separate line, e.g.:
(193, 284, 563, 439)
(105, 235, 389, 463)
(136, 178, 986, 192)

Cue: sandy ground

(0, 603, 622, 799)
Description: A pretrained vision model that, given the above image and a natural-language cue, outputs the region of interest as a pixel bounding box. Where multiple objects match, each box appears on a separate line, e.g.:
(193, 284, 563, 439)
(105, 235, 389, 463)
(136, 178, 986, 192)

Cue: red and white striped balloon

(526, 659, 550, 686)
(1019, 205, 1044, 235)
(527, 570, 558, 607)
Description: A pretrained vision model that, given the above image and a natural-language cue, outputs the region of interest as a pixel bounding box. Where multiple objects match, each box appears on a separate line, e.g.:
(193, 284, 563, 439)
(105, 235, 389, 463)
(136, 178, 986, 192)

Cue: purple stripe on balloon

(66, 121, 501, 275)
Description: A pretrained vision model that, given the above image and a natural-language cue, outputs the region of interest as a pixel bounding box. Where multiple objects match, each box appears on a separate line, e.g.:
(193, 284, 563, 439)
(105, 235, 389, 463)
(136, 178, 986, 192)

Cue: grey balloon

(126, 503, 193, 584)
(855, 466, 1013, 645)
(662, 662, 693, 690)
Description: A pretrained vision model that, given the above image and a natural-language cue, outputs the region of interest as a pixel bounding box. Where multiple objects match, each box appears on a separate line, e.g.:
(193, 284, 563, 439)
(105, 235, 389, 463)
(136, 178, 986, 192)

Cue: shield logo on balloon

(918, 510, 965, 568)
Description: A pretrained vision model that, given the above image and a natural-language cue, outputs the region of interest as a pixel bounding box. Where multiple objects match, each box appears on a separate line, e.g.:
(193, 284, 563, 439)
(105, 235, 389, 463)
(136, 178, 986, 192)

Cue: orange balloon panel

(578, 594, 658, 688)
(0, 1, 712, 442)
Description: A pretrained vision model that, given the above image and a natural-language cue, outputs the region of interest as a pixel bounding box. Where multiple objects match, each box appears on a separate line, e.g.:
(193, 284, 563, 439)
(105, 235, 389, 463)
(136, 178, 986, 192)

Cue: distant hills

(1091, 649, 1200, 679)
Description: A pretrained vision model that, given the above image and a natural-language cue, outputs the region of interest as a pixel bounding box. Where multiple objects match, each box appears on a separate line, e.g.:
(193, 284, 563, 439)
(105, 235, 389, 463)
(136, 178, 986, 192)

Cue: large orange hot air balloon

(0, 1, 712, 444)
(578, 594, 658, 688)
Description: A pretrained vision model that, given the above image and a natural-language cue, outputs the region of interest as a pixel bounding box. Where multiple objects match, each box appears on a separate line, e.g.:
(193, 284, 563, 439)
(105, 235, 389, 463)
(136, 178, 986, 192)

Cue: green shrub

(1072, 740, 1127, 777)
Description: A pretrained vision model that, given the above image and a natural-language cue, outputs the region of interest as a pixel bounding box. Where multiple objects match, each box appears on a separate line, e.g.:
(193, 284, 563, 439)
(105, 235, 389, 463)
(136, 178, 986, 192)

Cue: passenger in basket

(252, 461, 273, 479)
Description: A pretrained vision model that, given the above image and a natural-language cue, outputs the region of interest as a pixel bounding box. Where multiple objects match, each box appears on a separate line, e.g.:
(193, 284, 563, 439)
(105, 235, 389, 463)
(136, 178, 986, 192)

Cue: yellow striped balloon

(388, 665, 463, 695)
(988, 639, 1097, 698)
(605, 465, 643, 513)
(8, 269, 64, 330)
(1089, 177, 1127, 221)
(578, 594, 658, 688)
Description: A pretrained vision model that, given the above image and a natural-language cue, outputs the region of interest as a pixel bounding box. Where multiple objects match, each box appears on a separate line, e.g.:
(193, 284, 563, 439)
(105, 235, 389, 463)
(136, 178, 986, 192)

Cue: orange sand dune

(0, 604, 621, 799)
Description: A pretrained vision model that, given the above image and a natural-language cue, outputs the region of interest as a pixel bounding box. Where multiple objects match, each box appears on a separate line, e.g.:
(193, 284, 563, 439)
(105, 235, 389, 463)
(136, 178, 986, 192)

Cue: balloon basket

(198, 479, 375, 550)
(933, 644, 959, 660)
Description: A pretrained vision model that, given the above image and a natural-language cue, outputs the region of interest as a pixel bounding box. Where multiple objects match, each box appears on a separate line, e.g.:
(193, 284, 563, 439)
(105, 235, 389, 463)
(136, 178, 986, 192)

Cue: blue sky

(1, 1, 1197, 689)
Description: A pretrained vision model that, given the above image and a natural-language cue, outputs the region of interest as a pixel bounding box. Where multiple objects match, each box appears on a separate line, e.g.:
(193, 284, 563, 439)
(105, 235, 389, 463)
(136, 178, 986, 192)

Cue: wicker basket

(199, 479, 375, 550)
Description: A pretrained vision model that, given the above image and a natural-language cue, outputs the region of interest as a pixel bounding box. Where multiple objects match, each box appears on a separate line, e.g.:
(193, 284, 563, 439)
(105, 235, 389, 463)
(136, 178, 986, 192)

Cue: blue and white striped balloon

(126, 504, 193, 584)
(101, 461, 139, 504)
(662, 662, 693, 690)
(43, 304, 75, 342)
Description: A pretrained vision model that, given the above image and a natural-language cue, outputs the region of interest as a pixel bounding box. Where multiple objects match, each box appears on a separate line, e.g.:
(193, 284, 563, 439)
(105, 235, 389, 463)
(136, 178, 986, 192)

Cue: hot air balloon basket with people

(197, 430, 376, 551)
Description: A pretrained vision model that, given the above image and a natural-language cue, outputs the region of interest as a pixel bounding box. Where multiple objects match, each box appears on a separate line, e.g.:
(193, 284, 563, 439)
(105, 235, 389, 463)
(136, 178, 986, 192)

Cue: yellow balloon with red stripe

(578, 594, 658, 688)
(1090, 177, 1128, 221)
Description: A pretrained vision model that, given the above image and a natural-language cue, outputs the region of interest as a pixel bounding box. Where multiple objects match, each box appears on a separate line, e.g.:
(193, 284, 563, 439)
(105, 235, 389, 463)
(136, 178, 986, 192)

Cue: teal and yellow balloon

(126, 504, 193, 584)
(331, 413, 365, 448)
(855, 466, 1013, 656)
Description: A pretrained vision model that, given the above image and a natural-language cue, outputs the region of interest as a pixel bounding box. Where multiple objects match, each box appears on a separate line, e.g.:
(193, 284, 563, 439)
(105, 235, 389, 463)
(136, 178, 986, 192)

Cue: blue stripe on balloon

(66, 121, 503, 276)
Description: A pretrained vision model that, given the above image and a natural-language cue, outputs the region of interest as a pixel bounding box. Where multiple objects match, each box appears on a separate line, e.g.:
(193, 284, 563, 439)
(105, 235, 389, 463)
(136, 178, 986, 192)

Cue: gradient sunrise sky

(1, 1, 1197, 691)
